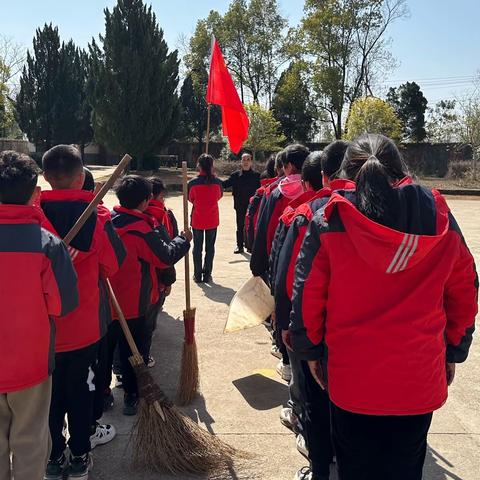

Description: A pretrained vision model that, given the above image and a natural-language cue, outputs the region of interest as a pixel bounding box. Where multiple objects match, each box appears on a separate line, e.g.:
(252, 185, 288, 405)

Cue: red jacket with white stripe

(41, 190, 126, 351)
(290, 184, 477, 416)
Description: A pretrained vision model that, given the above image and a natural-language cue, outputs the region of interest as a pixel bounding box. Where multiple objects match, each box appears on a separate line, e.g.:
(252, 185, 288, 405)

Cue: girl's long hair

(198, 154, 214, 183)
(340, 134, 408, 227)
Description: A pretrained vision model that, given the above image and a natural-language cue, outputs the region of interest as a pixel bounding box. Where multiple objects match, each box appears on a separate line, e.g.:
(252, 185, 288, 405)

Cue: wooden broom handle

(182, 161, 191, 312)
(106, 279, 142, 357)
(63, 154, 132, 246)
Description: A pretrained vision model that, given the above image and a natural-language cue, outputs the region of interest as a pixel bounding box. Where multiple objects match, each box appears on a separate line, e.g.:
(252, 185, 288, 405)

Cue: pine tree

(89, 0, 179, 169)
(16, 24, 92, 150)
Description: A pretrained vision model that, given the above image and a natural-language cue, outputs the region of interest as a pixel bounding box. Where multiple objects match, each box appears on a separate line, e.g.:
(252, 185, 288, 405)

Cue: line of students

(248, 135, 477, 480)
(0, 145, 191, 480)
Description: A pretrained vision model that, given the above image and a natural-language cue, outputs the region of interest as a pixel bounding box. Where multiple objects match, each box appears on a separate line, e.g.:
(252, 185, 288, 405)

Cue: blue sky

(3, 0, 479, 105)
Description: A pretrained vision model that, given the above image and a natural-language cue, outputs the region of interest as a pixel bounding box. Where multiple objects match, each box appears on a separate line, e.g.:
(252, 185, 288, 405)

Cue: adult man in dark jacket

(223, 153, 261, 253)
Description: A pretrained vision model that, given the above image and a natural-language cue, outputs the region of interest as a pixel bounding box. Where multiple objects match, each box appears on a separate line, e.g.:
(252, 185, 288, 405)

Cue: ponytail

(198, 154, 214, 183)
(340, 134, 408, 227)
(356, 155, 398, 226)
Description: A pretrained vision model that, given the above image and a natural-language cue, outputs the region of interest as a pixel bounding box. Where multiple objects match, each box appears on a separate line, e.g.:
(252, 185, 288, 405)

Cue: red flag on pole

(206, 37, 249, 154)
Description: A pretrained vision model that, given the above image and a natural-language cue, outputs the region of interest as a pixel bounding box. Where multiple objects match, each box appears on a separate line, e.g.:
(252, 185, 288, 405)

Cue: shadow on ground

(199, 281, 237, 305)
(424, 446, 465, 480)
(233, 374, 289, 411)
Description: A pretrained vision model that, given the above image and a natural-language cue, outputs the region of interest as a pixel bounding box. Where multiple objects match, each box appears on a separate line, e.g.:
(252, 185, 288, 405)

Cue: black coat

(223, 169, 261, 211)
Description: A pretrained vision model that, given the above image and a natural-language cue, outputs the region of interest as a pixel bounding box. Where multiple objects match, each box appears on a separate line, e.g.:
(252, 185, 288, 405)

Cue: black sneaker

(123, 393, 139, 416)
(115, 374, 123, 389)
(202, 273, 212, 283)
(193, 275, 203, 283)
(44, 452, 68, 480)
(234, 247, 244, 254)
(68, 453, 92, 479)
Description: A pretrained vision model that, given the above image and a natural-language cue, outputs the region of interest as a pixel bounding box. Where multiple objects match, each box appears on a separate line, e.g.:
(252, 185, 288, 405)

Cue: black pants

(193, 228, 217, 279)
(106, 318, 147, 395)
(289, 352, 333, 476)
(92, 334, 109, 424)
(235, 207, 247, 248)
(49, 342, 99, 459)
(143, 293, 166, 362)
(331, 403, 433, 480)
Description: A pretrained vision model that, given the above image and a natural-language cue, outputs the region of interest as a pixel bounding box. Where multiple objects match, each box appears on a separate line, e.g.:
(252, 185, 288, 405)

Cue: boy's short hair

(115, 175, 152, 209)
(148, 177, 166, 197)
(282, 144, 310, 171)
(82, 167, 95, 192)
(42, 145, 83, 187)
(0, 150, 39, 205)
(321, 140, 350, 180)
(275, 151, 285, 173)
(302, 151, 324, 191)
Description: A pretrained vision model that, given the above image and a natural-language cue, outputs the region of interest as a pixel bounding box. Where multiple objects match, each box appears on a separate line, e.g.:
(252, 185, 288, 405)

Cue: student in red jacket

(290, 134, 478, 480)
(40, 145, 126, 480)
(0, 151, 78, 480)
(110, 176, 191, 415)
(143, 177, 178, 368)
(250, 144, 310, 278)
(188, 154, 223, 283)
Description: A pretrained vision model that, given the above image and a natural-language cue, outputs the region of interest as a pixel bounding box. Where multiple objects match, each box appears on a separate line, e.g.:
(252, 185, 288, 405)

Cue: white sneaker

(296, 433, 309, 459)
(279, 407, 297, 431)
(90, 423, 116, 449)
(147, 355, 156, 368)
(276, 361, 292, 382)
(294, 466, 312, 480)
(270, 345, 282, 359)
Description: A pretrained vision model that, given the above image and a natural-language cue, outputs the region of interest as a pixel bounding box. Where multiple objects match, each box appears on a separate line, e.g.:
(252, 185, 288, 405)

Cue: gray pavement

(89, 192, 479, 480)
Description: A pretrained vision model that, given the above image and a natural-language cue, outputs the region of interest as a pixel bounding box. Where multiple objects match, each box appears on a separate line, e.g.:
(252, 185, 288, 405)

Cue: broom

(63, 157, 239, 474)
(107, 280, 239, 474)
(177, 160, 200, 406)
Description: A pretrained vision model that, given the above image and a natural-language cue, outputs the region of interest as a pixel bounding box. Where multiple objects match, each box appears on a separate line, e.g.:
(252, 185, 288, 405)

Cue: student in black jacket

(223, 152, 261, 254)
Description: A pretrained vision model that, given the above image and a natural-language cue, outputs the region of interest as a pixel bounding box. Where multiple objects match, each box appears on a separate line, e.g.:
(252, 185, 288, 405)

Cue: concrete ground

(61, 172, 479, 480)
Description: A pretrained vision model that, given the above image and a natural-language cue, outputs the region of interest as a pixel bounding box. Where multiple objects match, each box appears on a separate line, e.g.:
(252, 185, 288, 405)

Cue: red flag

(206, 37, 249, 154)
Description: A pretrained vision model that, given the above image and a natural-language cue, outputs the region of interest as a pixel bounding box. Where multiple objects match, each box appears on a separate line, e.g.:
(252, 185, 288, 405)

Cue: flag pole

(205, 103, 211, 154)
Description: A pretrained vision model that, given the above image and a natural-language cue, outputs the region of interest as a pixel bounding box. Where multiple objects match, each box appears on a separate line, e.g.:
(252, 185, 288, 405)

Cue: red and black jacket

(146, 199, 175, 238)
(188, 173, 223, 230)
(0, 205, 78, 392)
(250, 176, 302, 278)
(290, 184, 478, 416)
(244, 177, 278, 252)
(41, 190, 126, 351)
(274, 180, 356, 330)
(110, 206, 190, 319)
(269, 190, 319, 293)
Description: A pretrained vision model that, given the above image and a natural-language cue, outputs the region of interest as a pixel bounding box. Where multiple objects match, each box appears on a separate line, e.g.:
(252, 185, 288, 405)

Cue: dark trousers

(235, 207, 247, 248)
(289, 351, 333, 476)
(49, 342, 99, 459)
(331, 403, 433, 480)
(143, 293, 165, 362)
(193, 228, 217, 279)
(92, 334, 109, 424)
(106, 318, 146, 396)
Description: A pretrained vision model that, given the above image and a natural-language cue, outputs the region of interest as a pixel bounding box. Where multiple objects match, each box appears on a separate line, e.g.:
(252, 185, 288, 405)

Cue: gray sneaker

(67, 453, 93, 480)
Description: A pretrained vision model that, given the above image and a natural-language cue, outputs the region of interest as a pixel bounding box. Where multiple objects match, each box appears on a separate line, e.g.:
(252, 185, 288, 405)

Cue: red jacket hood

(0, 205, 44, 225)
(112, 205, 156, 234)
(280, 190, 318, 225)
(278, 174, 303, 200)
(324, 187, 451, 274)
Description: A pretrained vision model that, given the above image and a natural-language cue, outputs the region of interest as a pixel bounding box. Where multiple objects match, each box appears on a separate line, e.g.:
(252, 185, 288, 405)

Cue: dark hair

(82, 167, 95, 192)
(0, 151, 39, 205)
(42, 145, 83, 187)
(321, 140, 350, 180)
(149, 177, 166, 197)
(275, 151, 285, 174)
(263, 154, 276, 179)
(302, 151, 324, 191)
(282, 144, 310, 171)
(341, 134, 408, 226)
(198, 154, 214, 182)
(114, 175, 152, 210)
